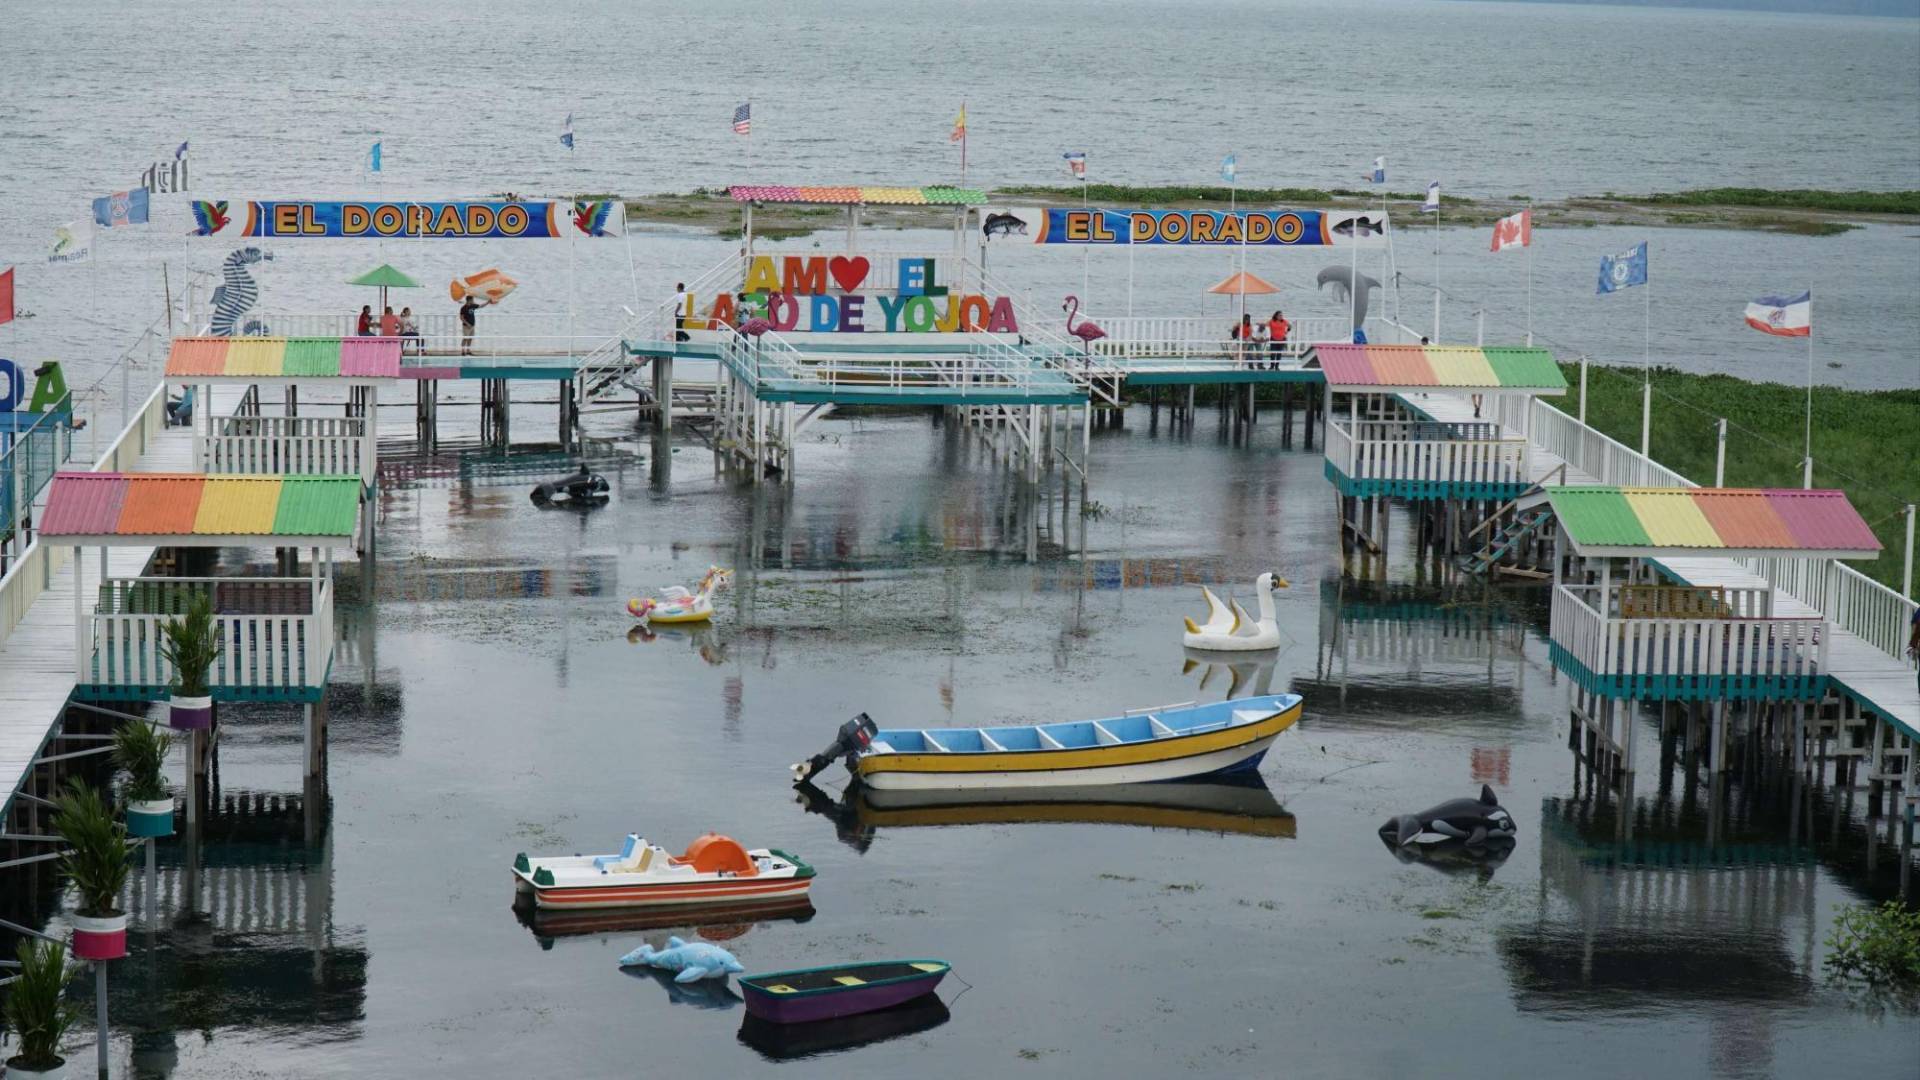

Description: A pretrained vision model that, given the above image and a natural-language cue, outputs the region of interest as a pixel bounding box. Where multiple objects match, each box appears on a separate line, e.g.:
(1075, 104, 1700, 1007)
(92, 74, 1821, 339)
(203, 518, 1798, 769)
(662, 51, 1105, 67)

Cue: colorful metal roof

(1313, 345, 1567, 394)
(166, 337, 402, 382)
(39, 472, 361, 545)
(728, 185, 988, 207)
(1543, 487, 1881, 558)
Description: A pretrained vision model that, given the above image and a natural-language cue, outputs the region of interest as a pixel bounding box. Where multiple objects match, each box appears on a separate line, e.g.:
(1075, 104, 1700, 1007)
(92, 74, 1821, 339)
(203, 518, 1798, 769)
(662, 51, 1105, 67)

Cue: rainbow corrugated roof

(39, 472, 361, 546)
(166, 337, 402, 382)
(729, 186, 988, 206)
(1313, 344, 1567, 394)
(1542, 487, 1881, 558)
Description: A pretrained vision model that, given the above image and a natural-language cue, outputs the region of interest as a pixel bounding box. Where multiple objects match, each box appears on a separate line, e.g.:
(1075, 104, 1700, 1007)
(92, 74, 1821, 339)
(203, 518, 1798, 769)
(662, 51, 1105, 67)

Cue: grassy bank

(1560, 363, 1918, 590)
(1625, 188, 1920, 215)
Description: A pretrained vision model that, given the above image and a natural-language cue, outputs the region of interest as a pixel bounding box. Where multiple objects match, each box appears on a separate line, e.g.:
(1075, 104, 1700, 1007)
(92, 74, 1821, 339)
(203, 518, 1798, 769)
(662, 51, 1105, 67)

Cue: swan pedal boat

(511, 833, 813, 910)
(847, 694, 1302, 791)
(1183, 572, 1287, 651)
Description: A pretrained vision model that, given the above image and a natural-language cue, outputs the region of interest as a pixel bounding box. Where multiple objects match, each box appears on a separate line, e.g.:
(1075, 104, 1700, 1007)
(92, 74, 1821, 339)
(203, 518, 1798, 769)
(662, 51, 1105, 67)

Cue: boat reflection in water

(794, 774, 1295, 854)
(738, 994, 952, 1061)
(623, 966, 745, 1011)
(512, 894, 815, 949)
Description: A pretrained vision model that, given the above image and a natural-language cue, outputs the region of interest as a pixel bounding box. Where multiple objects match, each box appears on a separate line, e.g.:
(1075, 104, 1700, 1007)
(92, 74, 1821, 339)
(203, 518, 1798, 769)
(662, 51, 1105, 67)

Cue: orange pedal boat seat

(669, 833, 758, 875)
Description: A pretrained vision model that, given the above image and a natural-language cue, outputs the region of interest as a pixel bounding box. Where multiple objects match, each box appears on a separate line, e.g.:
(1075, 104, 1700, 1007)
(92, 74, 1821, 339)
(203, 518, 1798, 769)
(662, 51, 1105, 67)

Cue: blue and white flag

(91, 188, 149, 228)
(1220, 154, 1236, 184)
(1368, 156, 1386, 184)
(1597, 241, 1649, 294)
(1420, 181, 1440, 213)
(175, 141, 189, 160)
(369, 141, 382, 173)
(561, 114, 575, 150)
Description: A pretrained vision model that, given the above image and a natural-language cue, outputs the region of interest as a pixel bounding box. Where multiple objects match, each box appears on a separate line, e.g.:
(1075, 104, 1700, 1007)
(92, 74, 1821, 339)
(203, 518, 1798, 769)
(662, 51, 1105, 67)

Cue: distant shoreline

(603, 187, 1919, 241)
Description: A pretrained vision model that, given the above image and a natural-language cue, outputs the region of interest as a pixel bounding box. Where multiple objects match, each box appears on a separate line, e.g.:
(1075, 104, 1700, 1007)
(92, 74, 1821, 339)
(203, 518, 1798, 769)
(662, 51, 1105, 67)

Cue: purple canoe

(739, 959, 950, 1024)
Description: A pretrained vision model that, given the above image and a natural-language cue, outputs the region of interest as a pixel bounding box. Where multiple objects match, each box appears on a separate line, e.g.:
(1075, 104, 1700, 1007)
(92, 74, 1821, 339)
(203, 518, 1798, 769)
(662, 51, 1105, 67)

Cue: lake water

(46, 402, 1919, 1078)
(2, 0, 1918, 404)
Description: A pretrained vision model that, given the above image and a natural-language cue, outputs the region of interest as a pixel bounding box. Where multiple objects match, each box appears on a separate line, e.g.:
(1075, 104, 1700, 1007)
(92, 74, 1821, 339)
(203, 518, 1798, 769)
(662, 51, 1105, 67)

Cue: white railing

(1329, 419, 1529, 490)
(1740, 556, 1917, 662)
(1496, 396, 1693, 489)
(0, 382, 168, 648)
(230, 311, 620, 362)
(1078, 315, 1350, 365)
(716, 326, 1062, 398)
(1551, 583, 1827, 695)
(1501, 394, 1914, 676)
(204, 415, 372, 482)
(88, 577, 334, 693)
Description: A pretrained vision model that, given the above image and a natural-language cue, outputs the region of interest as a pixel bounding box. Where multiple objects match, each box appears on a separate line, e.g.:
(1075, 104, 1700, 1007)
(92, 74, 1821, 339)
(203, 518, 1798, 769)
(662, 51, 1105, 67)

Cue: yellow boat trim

(832, 975, 867, 986)
(765, 984, 797, 994)
(856, 801, 1298, 838)
(858, 701, 1301, 776)
(909, 963, 945, 973)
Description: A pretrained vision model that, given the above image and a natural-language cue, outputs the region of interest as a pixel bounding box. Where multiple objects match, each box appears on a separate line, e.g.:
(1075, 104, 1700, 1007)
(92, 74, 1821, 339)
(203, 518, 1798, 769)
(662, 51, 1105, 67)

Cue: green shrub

(1825, 900, 1920, 991)
(3, 939, 78, 1070)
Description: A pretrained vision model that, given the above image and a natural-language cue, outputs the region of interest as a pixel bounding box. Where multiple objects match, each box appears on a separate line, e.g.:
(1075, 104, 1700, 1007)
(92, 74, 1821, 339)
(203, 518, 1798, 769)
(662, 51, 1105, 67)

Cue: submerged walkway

(1400, 388, 1919, 742)
(0, 385, 244, 813)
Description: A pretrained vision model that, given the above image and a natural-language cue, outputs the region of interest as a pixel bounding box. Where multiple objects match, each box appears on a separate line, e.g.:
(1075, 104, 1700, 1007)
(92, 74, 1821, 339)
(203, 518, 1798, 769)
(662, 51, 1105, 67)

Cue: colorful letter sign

(188, 201, 612, 239)
(980, 207, 1389, 247)
(701, 256, 1018, 334)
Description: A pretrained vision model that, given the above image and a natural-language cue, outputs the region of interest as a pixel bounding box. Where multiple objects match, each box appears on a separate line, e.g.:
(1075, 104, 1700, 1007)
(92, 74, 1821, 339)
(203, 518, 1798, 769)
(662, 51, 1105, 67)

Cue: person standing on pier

(380, 305, 399, 337)
(460, 295, 480, 356)
(356, 305, 373, 336)
(672, 282, 690, 342)
(1908, 607, 1919, 693)
(1267, 310, 1290, 366)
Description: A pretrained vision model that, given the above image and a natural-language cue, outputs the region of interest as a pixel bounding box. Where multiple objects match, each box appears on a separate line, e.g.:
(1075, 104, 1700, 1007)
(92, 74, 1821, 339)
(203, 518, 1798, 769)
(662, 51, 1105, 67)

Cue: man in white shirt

(671, 283, 690, 342)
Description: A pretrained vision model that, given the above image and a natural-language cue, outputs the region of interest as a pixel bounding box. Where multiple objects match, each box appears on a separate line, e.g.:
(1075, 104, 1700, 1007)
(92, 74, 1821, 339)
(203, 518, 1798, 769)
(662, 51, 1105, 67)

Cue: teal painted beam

(1124, 370, 1324, 386)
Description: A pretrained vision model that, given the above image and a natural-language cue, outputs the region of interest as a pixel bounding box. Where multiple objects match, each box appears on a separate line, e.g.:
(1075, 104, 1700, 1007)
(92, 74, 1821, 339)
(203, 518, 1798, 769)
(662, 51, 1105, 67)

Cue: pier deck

(1400, 387, 1917, 743)
(0, 384, 243, 814)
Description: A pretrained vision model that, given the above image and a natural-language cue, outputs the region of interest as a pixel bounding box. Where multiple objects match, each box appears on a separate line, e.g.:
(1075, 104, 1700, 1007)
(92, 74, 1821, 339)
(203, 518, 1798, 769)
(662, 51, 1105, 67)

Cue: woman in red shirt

(1266, 310, 1290, 367)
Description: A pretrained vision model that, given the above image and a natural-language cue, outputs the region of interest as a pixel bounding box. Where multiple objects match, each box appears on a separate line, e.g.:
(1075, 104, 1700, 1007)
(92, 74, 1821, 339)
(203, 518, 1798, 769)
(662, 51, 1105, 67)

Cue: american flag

(732, 103, 752, 136)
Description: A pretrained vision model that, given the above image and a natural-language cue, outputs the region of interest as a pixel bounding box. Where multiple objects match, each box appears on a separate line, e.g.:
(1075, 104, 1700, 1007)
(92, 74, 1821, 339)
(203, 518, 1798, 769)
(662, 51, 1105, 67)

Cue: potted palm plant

(3, 939, 79, 1079)
(53, 779, 131, 962)
(113, 721, 174, 839)
(160, 591, 217, 731)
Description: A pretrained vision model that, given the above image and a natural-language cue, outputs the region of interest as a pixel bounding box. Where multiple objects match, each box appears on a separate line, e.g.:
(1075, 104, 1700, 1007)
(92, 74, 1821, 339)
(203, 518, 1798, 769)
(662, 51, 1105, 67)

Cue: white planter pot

(70, 912, 128, 935)
(5, 1056, 67, 1078)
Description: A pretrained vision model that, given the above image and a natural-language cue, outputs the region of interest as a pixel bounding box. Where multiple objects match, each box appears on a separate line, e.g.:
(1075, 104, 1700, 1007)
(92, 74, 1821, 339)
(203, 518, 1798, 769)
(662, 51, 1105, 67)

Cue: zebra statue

(209, 246, 273, 337)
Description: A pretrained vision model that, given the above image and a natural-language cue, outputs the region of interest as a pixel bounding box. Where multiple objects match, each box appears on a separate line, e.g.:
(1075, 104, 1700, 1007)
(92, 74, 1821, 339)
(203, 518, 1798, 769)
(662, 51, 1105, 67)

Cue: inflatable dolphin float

(1380, 785, 1516, 849)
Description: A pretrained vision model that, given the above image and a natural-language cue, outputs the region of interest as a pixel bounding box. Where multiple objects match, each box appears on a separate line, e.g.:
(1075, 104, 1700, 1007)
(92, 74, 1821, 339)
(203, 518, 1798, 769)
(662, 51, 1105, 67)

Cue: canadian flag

(1491, 208, 1531, 253)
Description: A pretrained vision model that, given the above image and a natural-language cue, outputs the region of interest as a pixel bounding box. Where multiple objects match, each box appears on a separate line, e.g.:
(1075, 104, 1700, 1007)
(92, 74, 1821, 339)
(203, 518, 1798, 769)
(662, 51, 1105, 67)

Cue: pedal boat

(511, 833, 813, 911)
(800, 694, 1302, 792)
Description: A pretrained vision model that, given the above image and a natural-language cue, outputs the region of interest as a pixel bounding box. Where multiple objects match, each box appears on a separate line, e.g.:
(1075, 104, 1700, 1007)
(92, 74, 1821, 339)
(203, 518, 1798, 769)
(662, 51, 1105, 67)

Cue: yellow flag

(950, 105, 967, 143)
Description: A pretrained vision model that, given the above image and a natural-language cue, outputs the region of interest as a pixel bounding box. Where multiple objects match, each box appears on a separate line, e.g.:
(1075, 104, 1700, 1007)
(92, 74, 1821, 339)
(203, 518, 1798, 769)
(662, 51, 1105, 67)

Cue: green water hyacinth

(159, 591, 218, 698)
(52, 779, 130, 919)
(113, 720, 172, 805)
(3, 939, 78, 1072)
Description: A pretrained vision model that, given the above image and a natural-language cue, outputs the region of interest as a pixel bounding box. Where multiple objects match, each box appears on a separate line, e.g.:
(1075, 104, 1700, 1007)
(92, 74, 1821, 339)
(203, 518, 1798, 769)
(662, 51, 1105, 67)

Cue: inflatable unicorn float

(1182, 572, 1289, 651)
(627, 566, 733, 625)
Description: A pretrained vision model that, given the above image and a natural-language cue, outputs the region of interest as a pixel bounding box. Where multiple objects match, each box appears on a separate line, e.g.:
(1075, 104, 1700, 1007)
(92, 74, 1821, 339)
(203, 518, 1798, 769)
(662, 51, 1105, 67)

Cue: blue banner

(994, 207, 1387, 246)
(238, 200, 565, 239)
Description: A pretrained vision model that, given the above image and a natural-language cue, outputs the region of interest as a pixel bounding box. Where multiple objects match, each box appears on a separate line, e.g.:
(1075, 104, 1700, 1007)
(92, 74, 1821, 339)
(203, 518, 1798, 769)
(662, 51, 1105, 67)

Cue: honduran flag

(1744, 291, 1810, 337)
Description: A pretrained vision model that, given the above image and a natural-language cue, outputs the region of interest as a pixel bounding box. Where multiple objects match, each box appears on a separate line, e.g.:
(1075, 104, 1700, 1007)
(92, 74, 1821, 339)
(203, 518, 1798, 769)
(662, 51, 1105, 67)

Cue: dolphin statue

(619, 936, 745, 983)
(1380, 784, 1517, 849)
(1316, 266, 1384, 326)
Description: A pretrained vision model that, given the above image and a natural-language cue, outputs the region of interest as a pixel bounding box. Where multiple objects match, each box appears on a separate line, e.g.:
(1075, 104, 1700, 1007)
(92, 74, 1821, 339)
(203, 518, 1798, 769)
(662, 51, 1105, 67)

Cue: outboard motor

(791, 713, 879, 784)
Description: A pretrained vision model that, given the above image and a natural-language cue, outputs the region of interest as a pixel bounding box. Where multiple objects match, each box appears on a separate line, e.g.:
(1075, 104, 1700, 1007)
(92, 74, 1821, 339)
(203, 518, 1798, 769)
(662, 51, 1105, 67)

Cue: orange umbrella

(1207, 271, 1281, 296)
(1207, 270, 1281, 326)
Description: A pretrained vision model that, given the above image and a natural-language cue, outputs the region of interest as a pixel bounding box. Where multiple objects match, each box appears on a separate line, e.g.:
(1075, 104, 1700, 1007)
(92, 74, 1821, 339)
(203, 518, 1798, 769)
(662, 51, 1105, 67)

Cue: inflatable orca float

(1381, 785, 1516, 849)
(530, 465, 609, 507)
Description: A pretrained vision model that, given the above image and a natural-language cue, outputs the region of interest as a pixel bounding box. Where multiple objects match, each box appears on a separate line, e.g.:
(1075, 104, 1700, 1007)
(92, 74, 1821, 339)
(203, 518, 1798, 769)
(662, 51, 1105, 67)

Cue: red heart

(828, 256, 870, 293)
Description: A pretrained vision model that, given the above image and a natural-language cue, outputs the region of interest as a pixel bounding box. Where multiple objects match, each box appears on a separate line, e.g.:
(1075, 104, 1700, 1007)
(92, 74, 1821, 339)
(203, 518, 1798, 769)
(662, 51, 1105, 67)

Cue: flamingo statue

(740, 317, 772, 337)
(1062, 295, 1107, 360)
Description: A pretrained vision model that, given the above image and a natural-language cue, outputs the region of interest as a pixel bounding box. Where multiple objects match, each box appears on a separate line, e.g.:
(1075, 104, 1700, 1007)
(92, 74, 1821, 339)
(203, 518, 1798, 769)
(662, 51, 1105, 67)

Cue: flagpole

(1432, 201, 1441, 343)
(1803, 291, 1814, 488)
(960, 101, 967, 188)
(1524, 198, 1534, 346)
(1081, 158, 1090, 307)
(1640, 256, 1651, 457)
